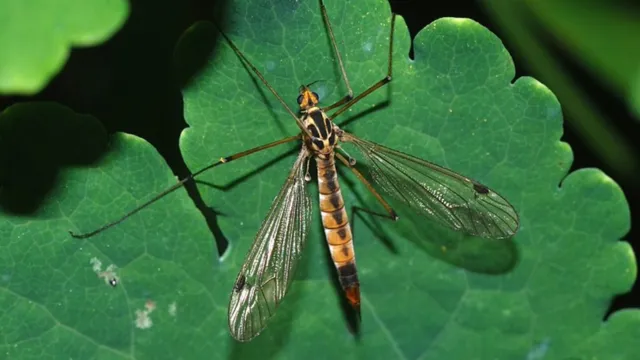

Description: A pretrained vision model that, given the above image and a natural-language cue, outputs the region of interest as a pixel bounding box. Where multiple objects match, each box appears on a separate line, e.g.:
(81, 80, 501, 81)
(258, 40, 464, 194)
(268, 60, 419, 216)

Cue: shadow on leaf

(0, 102, 107, 214)
(193, 145, 299, 192)
(331, 156, 519, 275)
(392, 207, 519, 275)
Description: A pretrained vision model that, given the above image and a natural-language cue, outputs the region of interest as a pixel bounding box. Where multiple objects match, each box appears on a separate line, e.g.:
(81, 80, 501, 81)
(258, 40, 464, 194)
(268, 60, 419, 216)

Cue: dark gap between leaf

(0, 103, 108, 215)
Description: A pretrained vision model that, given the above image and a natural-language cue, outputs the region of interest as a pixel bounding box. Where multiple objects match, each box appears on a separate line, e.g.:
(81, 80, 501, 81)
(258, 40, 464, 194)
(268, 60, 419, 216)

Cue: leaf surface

(180, 0, 638, 358)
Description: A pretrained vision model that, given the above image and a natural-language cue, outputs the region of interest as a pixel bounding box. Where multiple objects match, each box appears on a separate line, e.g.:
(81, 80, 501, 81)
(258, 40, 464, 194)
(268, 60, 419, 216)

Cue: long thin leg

(335, 152, 397, 220)
(352, 206, 395, 221)
(322, 95, 351, 113)
(319, 0, 353, 112)
(213, 23, 311, 138)
(329, 14, 396, 121)
(70, 135, 301, 239)
(350, 206, 397, 254)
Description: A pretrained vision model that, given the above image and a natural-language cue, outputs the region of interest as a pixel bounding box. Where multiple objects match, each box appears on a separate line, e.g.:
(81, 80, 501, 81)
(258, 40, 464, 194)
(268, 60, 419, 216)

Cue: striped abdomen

(316, 154, 360, 313)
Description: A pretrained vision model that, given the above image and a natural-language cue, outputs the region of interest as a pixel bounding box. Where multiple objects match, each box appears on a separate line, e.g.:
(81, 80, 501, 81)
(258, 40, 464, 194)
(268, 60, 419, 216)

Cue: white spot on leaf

(90, 257, 120, 286)
(89, 257, 102, 273)
(168, 301, 177, 317)
(135, 300, 157, 329)
(135, 309, 153, 329)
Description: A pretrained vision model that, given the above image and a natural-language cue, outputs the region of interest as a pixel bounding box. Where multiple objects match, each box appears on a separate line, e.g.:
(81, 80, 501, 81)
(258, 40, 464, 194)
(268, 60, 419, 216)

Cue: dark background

(0, 0, 637, 318)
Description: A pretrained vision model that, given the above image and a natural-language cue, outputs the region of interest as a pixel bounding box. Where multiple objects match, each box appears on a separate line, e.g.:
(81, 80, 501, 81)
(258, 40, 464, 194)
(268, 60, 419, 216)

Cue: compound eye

(296, 94, 304, 104)
(312, 92, 319, 100)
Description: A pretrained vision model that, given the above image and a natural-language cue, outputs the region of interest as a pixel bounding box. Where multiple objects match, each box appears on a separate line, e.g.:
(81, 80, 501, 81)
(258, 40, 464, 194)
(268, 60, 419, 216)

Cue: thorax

(302, 107, 338, 157)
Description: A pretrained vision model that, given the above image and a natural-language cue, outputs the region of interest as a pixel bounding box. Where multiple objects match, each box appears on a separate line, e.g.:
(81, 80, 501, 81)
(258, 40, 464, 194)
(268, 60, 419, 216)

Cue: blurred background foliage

(0, 0, 638, 321)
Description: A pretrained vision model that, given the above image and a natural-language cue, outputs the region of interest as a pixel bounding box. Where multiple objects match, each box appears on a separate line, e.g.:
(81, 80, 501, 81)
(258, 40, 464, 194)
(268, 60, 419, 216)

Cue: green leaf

(0, 0, 129, 95)
(1, 0, 637, 359)
(180, 0, 637, 357)
(1, 102, 218, 359)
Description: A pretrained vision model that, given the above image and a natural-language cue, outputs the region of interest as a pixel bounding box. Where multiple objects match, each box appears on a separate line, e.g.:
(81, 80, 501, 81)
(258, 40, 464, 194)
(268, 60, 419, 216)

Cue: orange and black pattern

(316, 154, 360, 313)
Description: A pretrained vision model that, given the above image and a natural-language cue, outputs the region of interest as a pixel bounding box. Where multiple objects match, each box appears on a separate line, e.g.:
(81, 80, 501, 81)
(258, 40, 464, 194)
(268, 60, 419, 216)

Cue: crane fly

(70, 0, 520, 342)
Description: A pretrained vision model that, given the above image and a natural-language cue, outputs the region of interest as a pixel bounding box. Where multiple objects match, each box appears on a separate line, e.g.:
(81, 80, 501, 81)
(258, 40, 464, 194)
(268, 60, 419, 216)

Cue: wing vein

(341, 132, 519, 239)
(228, 147, 312, 341)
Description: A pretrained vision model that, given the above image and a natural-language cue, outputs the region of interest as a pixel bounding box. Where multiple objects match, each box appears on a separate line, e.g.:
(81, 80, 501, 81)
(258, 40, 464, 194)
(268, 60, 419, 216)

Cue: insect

(70, 0, 519, 342)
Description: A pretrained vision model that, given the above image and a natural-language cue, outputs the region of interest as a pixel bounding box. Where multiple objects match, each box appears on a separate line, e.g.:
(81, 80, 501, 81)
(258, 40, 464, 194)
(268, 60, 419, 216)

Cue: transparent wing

(341, 132, 519, 239)
(228, 147, 312, 342)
